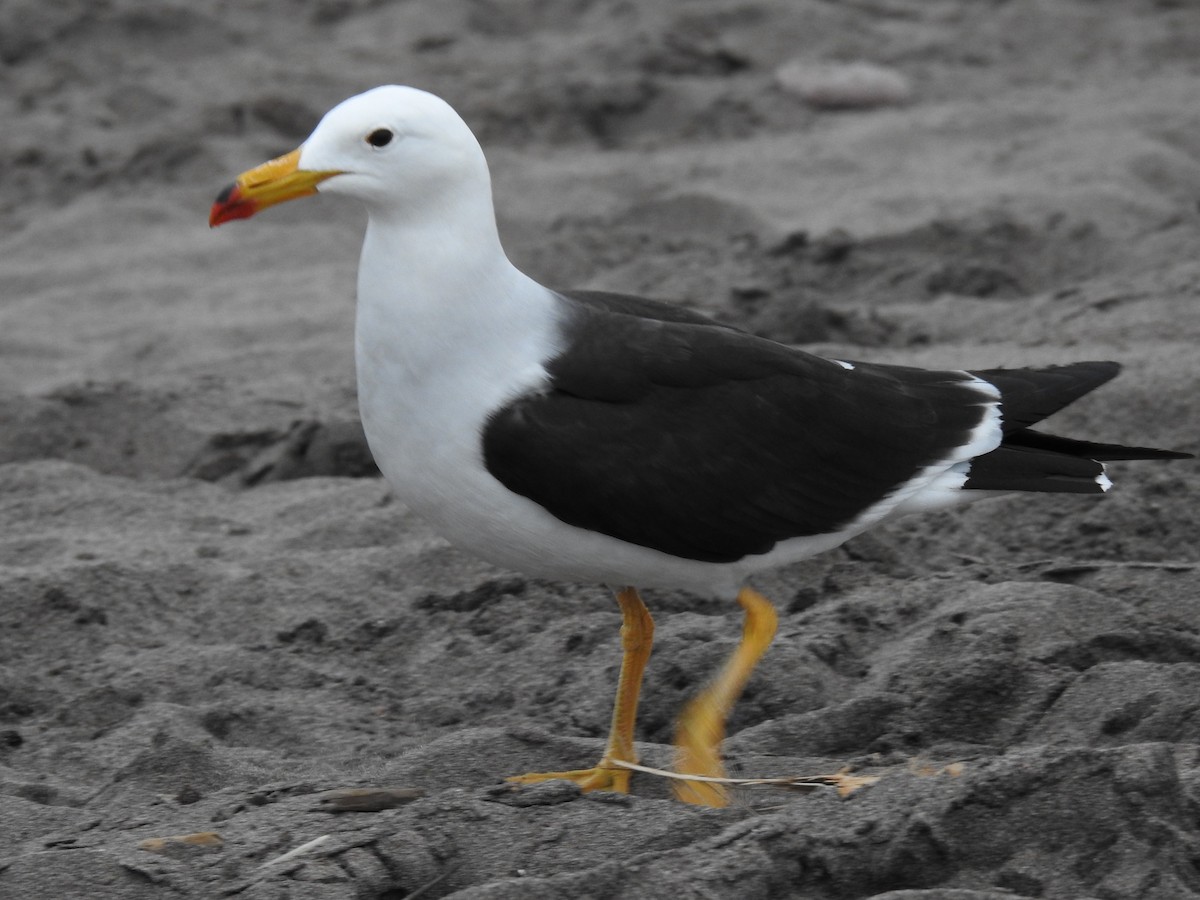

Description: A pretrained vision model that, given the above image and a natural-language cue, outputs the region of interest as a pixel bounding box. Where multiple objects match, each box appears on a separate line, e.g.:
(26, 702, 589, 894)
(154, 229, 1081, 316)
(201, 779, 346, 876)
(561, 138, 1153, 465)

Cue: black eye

(366, 128, 394, 148)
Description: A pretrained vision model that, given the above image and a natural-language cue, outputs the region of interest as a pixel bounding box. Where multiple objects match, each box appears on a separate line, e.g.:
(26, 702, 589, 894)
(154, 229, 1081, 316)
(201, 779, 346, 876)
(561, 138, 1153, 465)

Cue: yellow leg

(673, 586, 778, 807)
(507, 586, 654, 794)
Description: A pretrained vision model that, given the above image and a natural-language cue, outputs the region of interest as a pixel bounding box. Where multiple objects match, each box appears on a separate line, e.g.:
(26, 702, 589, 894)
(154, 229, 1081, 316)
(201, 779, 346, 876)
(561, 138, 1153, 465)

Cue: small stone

(776, 60, 912, 110)
(138, 831, 223, 859)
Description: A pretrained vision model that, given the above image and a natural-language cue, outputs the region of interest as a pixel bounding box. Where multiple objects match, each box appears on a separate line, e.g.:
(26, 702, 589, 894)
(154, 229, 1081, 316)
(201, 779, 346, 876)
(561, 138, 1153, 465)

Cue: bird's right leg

(672, 585, 778, 806)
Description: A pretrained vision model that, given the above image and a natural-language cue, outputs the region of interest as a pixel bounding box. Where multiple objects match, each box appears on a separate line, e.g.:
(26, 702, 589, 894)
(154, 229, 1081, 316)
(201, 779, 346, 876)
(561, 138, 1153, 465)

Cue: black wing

(482, 292, 992, 563)
(960, 363, 1192, 491)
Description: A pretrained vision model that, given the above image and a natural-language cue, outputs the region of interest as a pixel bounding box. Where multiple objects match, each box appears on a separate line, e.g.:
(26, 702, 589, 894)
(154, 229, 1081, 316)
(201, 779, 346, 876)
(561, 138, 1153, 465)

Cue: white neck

(352, 189, 561, 510)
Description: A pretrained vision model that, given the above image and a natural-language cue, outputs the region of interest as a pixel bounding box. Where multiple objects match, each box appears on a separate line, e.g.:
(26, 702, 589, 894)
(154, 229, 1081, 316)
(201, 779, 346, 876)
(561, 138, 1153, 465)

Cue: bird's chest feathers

(353, 267, 558, 521)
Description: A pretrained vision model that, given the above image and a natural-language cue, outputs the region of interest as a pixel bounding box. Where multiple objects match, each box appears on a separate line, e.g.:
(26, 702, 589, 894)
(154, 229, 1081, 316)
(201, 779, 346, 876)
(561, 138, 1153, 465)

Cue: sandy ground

(2, 1, 1200, 897)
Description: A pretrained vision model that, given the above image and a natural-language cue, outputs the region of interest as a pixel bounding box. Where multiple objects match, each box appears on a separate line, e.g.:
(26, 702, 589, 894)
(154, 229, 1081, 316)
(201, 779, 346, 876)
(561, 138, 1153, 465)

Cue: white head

(210, 85, 494, 227)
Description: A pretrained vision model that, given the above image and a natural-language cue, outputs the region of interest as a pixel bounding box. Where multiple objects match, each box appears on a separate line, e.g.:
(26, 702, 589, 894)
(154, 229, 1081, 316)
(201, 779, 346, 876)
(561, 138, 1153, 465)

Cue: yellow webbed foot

(508, 588, 653, 797)
(673, 705, 732, 806)
(506, 760, 631, 794)
(672, 586, 779, 807)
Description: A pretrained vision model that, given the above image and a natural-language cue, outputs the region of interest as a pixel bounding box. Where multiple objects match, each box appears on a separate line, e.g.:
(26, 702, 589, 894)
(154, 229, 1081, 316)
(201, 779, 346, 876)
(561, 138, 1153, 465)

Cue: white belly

(355, 324, 741, 594)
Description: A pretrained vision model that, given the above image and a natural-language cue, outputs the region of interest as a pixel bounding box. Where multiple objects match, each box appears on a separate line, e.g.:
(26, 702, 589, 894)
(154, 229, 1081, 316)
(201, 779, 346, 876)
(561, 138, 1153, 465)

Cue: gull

(210, 85, 1189, 806)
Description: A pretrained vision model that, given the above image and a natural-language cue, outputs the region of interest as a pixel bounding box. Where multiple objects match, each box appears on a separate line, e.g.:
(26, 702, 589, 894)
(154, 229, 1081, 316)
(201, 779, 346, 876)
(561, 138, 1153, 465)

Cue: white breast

(352, 224, 750, 595)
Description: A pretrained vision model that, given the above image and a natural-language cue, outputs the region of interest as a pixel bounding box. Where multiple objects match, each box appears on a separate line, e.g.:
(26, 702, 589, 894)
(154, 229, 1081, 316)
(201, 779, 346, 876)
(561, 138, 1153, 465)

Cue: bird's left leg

(672, 585, 778, 807)
(507, 586, 654, 794)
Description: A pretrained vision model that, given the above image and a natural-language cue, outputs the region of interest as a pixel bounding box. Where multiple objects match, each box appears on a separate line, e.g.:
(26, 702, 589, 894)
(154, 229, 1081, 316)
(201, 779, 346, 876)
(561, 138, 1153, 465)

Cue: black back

(483, 292, 992, 563)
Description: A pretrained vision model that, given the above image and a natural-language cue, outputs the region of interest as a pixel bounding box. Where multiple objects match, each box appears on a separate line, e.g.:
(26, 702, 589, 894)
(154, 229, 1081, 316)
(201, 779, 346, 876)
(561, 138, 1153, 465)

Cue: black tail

(962, 361, 1191, 494)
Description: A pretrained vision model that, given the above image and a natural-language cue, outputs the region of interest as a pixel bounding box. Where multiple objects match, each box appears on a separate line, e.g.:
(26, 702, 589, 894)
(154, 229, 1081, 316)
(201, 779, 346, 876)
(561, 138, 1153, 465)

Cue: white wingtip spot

(1096, 468, 1113, 492)
(833, 360, 855, 370)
